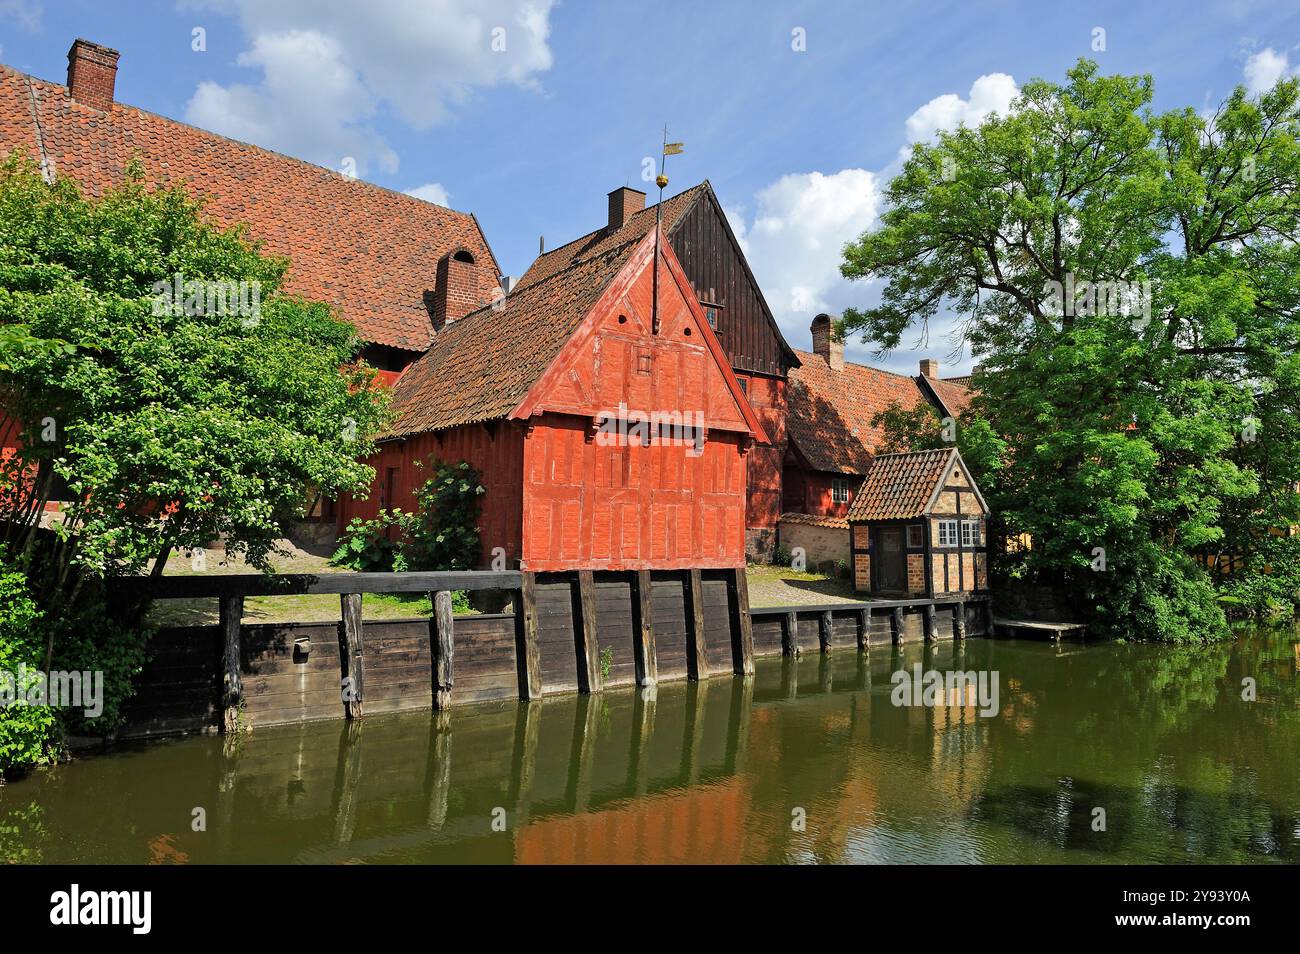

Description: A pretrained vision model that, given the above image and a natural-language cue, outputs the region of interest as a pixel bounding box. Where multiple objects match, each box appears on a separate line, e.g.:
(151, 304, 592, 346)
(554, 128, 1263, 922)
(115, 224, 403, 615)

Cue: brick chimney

(66, 39, 120, 111)
(608, 187, 646, 230)
(431, 250, 482, 331)
(810, 313, 844, 371)
(919, 358, 939, 378)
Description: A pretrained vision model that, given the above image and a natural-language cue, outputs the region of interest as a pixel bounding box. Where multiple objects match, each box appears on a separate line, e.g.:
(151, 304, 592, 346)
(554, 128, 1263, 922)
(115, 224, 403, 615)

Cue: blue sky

(3, 0, 1299, 373)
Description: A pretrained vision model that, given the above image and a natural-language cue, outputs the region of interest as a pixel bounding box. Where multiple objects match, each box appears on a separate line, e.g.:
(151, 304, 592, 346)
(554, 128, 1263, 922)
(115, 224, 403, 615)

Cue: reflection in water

(1, 630, 1297, 864)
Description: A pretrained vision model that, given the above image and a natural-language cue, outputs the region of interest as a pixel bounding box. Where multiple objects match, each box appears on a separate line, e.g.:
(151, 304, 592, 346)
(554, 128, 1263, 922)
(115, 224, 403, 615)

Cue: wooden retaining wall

(119, 569, 989, 739)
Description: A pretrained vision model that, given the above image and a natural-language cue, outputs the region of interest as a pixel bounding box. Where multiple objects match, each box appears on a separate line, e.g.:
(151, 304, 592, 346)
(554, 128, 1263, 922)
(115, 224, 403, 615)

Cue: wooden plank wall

(123, 571, 989, 739)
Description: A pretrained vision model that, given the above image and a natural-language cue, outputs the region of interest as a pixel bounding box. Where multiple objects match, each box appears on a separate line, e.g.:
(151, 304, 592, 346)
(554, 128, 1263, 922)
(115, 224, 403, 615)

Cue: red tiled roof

(0, 64, 498, 352)
(786, 351, 932, 474)
(846, 448, 956, 521)
(778, 512, 849, 530)
(519, 184, 707, 289)
(386, 234, 642, 437)
(923, 375, 974, 418)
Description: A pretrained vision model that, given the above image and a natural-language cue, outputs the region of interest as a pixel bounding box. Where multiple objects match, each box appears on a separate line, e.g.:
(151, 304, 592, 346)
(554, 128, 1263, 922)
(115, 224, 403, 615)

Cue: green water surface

(2, 632, 1296, 864)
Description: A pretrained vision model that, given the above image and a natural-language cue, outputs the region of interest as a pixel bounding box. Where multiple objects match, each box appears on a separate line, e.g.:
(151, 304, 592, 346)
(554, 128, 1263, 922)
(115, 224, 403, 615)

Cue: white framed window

(831, 477, 849, 504)
(961, 519, 980, 547)
(937, 519, 959, 547)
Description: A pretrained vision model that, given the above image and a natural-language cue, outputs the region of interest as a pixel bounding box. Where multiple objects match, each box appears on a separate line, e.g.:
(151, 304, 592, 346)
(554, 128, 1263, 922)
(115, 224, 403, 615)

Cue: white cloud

(1243, 47, 1296, 95)
(726, 74, 1017, 374)
(903, 72, 1018, 146)
(405, 182, 451, 207)
(183, 0, 556, 175)
(725, 169, 881, 344)
(0, 0, 42, 31)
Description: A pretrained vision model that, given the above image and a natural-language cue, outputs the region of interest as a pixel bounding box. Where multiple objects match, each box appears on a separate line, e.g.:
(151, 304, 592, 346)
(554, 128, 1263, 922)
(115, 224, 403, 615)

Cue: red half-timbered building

(522, 183, 799, 560)
(338, 226, 767, 571)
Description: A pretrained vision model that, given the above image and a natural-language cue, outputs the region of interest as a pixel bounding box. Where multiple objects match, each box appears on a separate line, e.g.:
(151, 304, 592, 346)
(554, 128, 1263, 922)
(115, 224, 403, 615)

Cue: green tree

(0, 153, 390, 626)
(841, 61, 1300, 641)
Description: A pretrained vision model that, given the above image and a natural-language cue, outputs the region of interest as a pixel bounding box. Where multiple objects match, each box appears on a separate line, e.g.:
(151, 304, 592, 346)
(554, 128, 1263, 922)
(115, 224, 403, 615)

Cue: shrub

(330, 510, 411, 571)
(402, 460, 485, 571)
(0, 552, 60, 776)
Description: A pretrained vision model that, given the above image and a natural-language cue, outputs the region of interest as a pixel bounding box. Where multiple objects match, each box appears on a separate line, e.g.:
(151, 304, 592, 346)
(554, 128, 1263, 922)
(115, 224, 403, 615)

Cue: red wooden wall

(514, 231, 757, 570)
(337, 422, 526, 567)
(521, 413, 746, 570)
(735, 372, 785, 539)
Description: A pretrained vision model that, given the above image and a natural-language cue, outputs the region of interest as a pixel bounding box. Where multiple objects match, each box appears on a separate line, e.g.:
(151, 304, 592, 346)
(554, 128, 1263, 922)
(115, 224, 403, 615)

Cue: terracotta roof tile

(518, 185, 706, 289)
(924, 375, 974, 418)
(846, 448, 956, 521)
(778, 512, 849, 530)
(786, 351, 931, 474)
(0, 65, 498, 353)
(385, 236, 641, 436)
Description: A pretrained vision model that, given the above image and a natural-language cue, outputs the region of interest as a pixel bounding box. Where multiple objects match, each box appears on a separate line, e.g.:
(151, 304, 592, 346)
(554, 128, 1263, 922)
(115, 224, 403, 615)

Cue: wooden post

(630, 569, 657, 687)
(684, 569, 708, 681)
(219, 595, 244, 734)
(572, 570, 602, 694)
(856, 608, 869, 652)
(954, 602, 967, 640)
(339, 593, 365, 719)
(515, 572, 542, 700)
(890, 606, 904, 646)
(818, 610, 834, 654)
(782, 610, 799, 656)
(924, 603, 938, 642)
(431, 590, 454, 710)
(726, 567, 755, 675)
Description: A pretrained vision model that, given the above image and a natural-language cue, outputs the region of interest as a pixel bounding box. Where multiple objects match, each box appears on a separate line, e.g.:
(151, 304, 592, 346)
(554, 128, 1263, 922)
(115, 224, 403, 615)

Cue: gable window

(907, 524, 924, 548)
(737, 378, 748, 395)
(937, 519, 959, 547)
(831, 477, 850, 504)
(961, 519, 981, 547)
(701, 302, 721, 329)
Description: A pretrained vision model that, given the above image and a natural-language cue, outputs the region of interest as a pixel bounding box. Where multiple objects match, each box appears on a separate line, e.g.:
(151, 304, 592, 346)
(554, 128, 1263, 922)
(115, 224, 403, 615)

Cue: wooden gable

(512, 228, 767, 441)
(668, 185, 799, 378)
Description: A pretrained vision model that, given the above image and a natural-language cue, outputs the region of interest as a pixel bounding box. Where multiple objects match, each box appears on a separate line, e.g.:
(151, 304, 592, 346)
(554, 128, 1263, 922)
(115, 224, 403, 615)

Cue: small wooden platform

(991, 618, 1088, 642)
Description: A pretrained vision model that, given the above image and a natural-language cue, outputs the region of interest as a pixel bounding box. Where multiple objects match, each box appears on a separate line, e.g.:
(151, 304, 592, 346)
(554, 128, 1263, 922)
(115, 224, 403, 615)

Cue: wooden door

(877, 527, 905, 593)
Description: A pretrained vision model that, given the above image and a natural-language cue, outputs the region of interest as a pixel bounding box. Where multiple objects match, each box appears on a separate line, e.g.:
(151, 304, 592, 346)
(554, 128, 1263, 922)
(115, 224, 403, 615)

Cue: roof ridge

(791, 349, 920, 382)
(869, 447, 955, 459)
(534, 182, 707, 265)
(444, 232, 644, 331)
(1, 62, 486, 224)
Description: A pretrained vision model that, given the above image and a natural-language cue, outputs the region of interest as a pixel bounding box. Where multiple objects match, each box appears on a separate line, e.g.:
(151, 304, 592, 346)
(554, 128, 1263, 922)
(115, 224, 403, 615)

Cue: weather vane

(652, 126, 684, 335)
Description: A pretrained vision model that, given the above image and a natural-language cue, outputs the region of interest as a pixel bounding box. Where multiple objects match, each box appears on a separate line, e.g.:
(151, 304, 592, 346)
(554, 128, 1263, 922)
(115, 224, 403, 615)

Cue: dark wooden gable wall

(668, 188, 798, 379)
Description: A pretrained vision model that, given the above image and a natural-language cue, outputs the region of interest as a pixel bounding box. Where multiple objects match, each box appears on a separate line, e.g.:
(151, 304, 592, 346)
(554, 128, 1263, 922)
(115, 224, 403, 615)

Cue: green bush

(0, 553, 60, 776)
(402, 460, 485, 571)
(330, 510, 412, 571)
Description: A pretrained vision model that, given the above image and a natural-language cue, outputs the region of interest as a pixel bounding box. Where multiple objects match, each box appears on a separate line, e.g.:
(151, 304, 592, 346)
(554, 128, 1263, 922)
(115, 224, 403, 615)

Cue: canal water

(2, 631, 1296, 864)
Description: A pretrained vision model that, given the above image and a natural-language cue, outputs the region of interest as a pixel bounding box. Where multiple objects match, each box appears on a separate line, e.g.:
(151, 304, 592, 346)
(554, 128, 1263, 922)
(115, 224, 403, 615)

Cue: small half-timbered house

(846, 448, 989, 597)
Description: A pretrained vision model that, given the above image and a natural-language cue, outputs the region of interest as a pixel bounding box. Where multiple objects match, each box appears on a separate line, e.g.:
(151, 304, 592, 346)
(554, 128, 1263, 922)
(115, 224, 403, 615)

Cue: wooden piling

(219, 594, 244, 734)
(338, 593, 365, 719)
(890, 606, 904, 646)
(954, 602, 967, 640)
(818, 610, 834, 654)
(726, 567, 754, 675)
(572, 570, 602, 693)
(684, 569, 708, 681)
(782, 610, 800, 656)
(923, 604, 938, 642)
(431, 590, 454, 710)
(630, 569, 658, 687)
(515, 572, 543, 700)
(856, 608, 869, 652)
